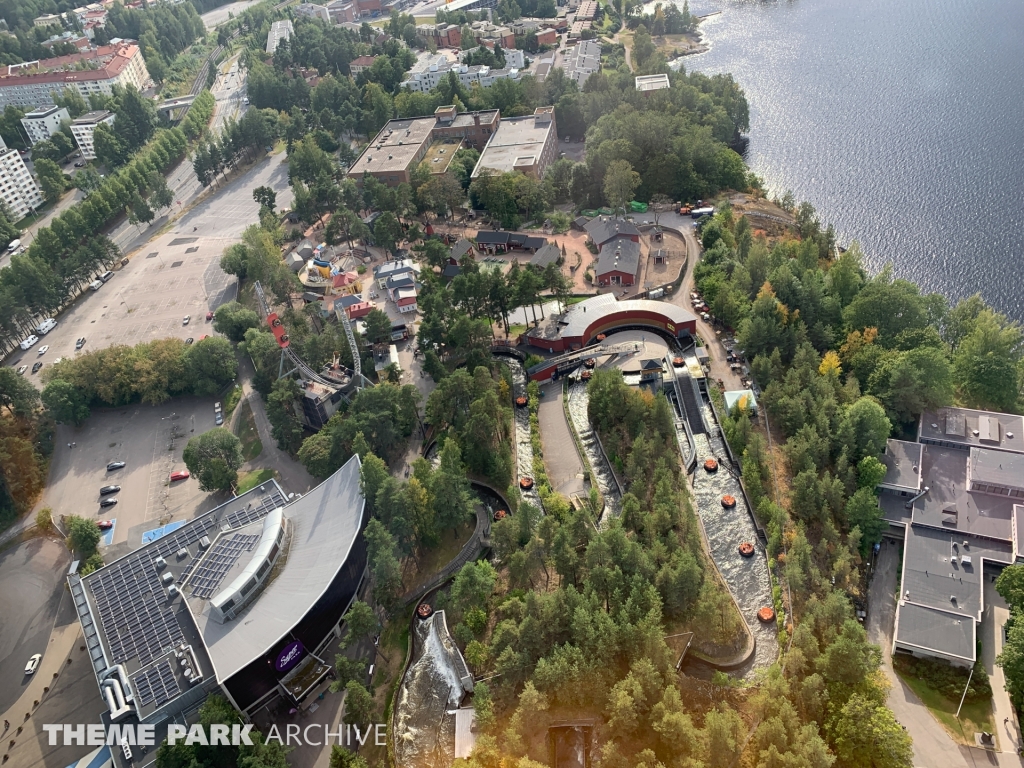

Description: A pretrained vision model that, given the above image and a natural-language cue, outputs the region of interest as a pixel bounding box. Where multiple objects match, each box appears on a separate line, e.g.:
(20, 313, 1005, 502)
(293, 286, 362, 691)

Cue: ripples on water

(669, 0, 1024, 321)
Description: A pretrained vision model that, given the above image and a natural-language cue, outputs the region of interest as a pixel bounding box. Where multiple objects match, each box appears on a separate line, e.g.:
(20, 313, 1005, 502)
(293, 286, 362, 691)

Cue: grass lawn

(399, 516, 476, 597)
(234, 400, 263, 461)
(895, 668, 995, 745)
(508, 323, 528, 337)
(566, 296, 588, 306)
(236, 468, 277, 494)
(223, 384, 243, 417)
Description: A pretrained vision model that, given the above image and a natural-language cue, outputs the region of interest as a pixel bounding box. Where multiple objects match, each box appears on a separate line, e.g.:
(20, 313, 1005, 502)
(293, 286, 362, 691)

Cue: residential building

(576, 1, 597, 20)
(0, 44, 150, 109)
(34, 13, 63, 28)
(401, 58, 522, 92)
(349, 55, 377, 75)
(530, 242, 561, 269)
(635, 73, 670, 93)
(476, 26, 515, 50)
(880, 407, 1024, 667)
(348, 105, 500, 187)
(416, 23, 462, 48)
(471, 106, 558, 179)
(70, 109, 115, 160)
(0, 146, 43, 220)
(20, 104, 70, 145)
(559, 39, 600, 87)
(266, 19, 294, 54)
(295, 2, 331, 22)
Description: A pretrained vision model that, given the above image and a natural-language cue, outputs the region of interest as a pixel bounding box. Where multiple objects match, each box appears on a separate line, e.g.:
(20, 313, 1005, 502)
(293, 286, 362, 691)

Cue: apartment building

(21, 104, 71, 145)
(401, 57, 521, 92)
(0, 147, 43, 220)
(295, 3, 331, 22)
(70, 109, 114, 159)
(0, 44, 150, 109)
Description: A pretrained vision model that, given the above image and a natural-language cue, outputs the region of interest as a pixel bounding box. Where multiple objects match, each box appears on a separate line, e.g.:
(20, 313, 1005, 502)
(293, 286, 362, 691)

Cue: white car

(37, 345, 49, 356)
(17, 365, 27, 375)
(24, 653, 41, 675)
(183, 315, 190, 326)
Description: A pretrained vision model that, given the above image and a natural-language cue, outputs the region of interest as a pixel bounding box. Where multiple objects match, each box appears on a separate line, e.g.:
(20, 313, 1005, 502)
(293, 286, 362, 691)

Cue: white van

(98, 270, 114, 282)
(35, 318, 56, 335)
(19, 335, 39, 350)
(7, 239, 20, 252)
(89, 280, 103, 291)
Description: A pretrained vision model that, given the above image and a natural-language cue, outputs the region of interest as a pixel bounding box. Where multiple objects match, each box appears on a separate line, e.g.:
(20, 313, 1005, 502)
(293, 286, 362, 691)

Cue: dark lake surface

(674, 0, 1024, 321)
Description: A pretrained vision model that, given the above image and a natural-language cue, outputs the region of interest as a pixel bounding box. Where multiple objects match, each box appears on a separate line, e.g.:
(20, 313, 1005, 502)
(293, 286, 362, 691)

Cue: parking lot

(46, 396, 227, 552)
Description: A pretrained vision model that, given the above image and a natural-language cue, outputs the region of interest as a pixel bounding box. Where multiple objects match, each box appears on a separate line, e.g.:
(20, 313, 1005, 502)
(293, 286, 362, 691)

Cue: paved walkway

(234, 358, 316, 494)
(984, 576, 1021, 754)
(536, 381, 585, 499)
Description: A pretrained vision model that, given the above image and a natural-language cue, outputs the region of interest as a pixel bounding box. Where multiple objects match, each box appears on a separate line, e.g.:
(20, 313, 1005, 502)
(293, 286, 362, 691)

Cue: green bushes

(893, 654, 991, 704)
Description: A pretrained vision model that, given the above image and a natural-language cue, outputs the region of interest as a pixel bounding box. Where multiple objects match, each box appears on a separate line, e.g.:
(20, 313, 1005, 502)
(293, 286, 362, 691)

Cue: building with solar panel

(67, 455, 366, 765)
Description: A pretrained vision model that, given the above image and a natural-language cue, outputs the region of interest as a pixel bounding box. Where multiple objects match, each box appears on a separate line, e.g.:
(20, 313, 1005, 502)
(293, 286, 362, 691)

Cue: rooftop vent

(161, 572, 174, 585)
(167, 584, 179, 598)
(199, 536, 211, 549)
(154, 557, 166, 570)
(1008, 432, 1015, 439)
(176, 547, 188, 559)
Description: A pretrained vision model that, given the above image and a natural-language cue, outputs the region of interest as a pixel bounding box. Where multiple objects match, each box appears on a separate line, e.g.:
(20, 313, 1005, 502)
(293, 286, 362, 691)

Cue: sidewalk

(984, 576, 1022, 754)
(536, 382, 585, 498)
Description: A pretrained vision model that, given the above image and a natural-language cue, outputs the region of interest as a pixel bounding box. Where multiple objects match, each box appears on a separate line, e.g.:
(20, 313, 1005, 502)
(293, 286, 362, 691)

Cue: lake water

(673, 0, 1024, 321)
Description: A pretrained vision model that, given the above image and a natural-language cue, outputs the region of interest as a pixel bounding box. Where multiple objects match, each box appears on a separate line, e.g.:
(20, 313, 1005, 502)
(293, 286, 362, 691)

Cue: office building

(70, 109, 114, 159)
(349, 105, 500, 187)
(471, 106, 558, 179)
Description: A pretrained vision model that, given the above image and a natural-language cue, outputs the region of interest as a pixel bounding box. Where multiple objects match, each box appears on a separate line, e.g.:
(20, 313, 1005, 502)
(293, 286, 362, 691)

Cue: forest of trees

(0, 367, 52, 531)
(0, 90, 214, 356)
(39, 335, 238, 424)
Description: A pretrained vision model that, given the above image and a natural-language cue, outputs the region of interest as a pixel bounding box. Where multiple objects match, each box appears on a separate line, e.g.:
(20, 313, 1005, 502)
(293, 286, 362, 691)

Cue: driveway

(984, 574, 1021, 754)
(866, 538, 1024, 767)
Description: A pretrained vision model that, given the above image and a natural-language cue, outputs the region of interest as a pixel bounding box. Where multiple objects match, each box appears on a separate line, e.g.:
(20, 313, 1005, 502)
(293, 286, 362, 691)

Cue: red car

(97, 520, 113, 530)
(206, 311, 214, 321)
(170, 470, 190, 482)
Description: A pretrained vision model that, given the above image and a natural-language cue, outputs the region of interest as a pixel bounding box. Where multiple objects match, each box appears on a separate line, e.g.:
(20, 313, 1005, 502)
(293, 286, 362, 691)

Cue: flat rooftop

(75, 481, 288, 719)
(920, 407, 1024, 454)
(635, 73, 670, 92)
(880, 439, 923, 492)
(911, 443, 1016, 541)
(969, 446, 1024, 491)
(472, 110, 554, 177)
(422, 138, 461, 173)
(894, 601, 976, 663)
(348, 117, 435, 176)
(73, 110, 112, 125)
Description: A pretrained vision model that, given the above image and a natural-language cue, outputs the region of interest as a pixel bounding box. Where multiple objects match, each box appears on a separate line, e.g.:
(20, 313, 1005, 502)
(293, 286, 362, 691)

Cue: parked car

(99, 498, 118, 508)
(170, 470, 190, 482)
(206, 311, 214, 321)
(214, 402, 222, 412)
(24, 654, 41, 675)
(99, 485, 120, 496)
(37, 345, 49, 356)
(76, 337, 87, 349)
(17, 365, 27, 375)
(97, 520, 113, 530)
(182, 315, 190, 325)
(185, 337, 194, 344)
(74, 162, 84, 167)
(106, 460, 126, 471)
(31, 362, 42, 373)
(215, 413, 224, 426)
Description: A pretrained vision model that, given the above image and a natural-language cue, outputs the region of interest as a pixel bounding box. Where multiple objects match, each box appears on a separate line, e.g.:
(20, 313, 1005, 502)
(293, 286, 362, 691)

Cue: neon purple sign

(275, 640, 304, 672)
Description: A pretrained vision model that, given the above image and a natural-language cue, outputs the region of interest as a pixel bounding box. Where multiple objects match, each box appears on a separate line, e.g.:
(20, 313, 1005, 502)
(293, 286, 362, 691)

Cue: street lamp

(118, 290, 133, 313)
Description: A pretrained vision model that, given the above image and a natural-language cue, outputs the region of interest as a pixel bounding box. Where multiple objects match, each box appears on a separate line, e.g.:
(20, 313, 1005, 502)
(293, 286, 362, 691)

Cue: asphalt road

(200, 0, 264, 29)
(0, 536, 70, 715)
(865, 538, 994, 768)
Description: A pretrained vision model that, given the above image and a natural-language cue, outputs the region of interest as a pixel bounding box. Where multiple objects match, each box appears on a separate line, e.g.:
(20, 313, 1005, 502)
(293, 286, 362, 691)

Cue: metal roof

(586, 216, 640, 246)
(595, 237, 641, 277)
(197, 455, 365, 681)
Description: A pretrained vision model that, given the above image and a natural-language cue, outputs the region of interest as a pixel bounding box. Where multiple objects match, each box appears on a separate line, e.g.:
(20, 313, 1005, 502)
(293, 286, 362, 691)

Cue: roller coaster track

(252, 281, 361, 386)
